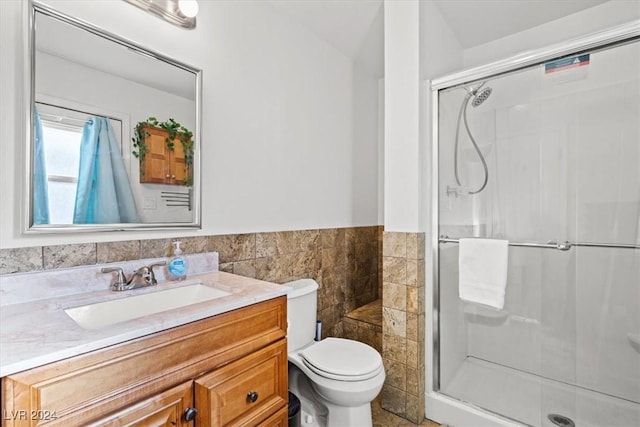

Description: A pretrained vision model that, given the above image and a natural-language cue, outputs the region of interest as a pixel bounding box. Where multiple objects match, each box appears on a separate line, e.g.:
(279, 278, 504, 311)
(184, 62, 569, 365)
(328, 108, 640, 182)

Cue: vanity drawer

(1, 297, 287, 427)
(194, 339, 288, 427)
(87, 380, 194, 427)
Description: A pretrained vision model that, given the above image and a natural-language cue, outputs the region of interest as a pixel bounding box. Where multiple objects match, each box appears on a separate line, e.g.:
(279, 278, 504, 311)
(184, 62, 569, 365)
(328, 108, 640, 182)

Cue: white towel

(458, 238, 509, 309)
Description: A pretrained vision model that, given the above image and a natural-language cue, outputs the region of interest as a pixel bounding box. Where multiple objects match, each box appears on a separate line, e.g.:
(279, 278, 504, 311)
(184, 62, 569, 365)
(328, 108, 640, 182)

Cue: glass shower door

(567, 39, 640, 426)
(436, 37, 640, 427)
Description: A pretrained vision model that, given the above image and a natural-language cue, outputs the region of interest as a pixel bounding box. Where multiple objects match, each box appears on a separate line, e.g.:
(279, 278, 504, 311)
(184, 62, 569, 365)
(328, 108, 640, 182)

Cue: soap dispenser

(167, 241, 188, 281)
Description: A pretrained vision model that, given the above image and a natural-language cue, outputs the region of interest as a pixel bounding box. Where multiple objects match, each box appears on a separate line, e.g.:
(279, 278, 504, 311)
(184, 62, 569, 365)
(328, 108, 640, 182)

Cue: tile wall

(1, 226, 431, 424)
(381, 231, 426, 423)
(343, 299, 383, 353)
(0, 226, 381, 339)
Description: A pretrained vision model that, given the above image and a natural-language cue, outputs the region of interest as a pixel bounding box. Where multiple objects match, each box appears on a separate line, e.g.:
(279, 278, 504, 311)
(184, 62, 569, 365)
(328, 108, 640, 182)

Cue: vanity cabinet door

(169, 140, 187, 185)
(86, 381, 194, 427)
(194, 340, 288, 427)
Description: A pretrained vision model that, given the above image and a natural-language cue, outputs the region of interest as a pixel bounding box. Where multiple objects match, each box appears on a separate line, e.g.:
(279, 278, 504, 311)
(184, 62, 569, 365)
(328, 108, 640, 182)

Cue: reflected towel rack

(438, 235, 639, 251)
(161, 189, 191, 211)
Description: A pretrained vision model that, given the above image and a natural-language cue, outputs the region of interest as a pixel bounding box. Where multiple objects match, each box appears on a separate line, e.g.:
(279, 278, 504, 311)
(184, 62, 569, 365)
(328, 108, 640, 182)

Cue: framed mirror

(25, 1, 201, 233)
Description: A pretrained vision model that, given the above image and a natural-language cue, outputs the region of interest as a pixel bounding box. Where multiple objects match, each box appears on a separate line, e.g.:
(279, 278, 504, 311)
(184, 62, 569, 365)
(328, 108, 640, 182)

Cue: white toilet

(286, 279, 385, 427)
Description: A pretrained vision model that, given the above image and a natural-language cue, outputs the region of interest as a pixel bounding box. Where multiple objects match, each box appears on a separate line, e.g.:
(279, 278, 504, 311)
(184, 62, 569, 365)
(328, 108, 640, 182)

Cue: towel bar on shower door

(438, 236, 640, 251)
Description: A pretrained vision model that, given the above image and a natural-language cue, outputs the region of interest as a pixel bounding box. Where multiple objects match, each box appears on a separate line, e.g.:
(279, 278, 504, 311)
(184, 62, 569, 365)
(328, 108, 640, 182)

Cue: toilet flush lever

(247, 391, 259, 403)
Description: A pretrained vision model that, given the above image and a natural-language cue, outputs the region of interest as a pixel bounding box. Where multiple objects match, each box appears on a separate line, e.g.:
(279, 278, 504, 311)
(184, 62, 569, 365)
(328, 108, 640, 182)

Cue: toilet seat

(299, 338, 383, 382)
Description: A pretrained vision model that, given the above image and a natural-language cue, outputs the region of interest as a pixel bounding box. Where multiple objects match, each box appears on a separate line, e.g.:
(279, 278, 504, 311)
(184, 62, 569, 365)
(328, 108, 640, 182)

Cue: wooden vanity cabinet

(1, 297, 288, 427)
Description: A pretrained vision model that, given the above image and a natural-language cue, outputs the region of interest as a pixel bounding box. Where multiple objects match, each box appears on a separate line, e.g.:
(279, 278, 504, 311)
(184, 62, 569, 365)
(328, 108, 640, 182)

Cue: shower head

(471, 87, 492, 107)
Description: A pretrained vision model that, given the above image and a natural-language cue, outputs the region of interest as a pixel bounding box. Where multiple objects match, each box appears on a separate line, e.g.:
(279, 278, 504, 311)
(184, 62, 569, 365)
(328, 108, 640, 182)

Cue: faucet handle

(147, 261, 167, 285)
(101, 267, 127, 291)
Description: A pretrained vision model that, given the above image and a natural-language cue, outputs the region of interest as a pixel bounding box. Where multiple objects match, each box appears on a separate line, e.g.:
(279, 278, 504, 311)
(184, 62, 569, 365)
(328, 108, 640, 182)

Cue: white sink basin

(65, 284, 231, 330)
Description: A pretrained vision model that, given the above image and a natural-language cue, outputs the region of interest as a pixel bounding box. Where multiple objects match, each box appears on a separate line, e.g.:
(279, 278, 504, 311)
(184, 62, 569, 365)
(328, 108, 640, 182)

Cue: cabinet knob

(184, 407, 198, 422)
(247, 391, 259, 403)
(171, 174, 176, 179)
(165, 174, 170, 178)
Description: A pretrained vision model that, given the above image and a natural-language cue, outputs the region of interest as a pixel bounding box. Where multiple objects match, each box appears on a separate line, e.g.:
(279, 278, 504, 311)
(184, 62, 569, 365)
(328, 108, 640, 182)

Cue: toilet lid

(300, 338, 382, 381)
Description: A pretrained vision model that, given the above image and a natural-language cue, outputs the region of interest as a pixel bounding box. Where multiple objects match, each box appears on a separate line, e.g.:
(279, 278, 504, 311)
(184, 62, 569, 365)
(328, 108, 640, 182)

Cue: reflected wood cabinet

(1, 297, 288, 426)
(140, 126, 189, 186)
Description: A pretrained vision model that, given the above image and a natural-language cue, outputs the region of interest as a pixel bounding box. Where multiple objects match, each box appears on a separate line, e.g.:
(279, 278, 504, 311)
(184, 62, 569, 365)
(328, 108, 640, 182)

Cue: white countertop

(0, 271, 290, 377)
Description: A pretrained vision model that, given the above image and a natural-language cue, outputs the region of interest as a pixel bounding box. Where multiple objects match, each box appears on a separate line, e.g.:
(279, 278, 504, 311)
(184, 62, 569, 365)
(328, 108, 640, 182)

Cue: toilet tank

(285, 279, 319, 352)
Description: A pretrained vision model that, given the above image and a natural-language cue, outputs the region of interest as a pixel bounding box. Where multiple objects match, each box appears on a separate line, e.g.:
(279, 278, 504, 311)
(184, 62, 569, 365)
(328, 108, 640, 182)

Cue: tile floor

(371, 397, 440, 427)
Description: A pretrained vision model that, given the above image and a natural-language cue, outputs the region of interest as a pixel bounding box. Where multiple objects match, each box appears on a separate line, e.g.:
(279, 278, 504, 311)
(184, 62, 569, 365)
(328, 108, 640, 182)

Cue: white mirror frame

(23, 0, 202, 233)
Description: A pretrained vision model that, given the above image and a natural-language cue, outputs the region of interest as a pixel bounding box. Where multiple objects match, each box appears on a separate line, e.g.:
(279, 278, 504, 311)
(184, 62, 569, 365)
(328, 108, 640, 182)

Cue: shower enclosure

(430, 23, 639, 427)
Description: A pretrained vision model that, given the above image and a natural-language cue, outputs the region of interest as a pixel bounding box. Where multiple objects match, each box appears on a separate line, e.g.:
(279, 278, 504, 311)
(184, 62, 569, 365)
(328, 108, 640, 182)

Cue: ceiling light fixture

(123, 0, 198, 29)
(178, 0, 199, 18)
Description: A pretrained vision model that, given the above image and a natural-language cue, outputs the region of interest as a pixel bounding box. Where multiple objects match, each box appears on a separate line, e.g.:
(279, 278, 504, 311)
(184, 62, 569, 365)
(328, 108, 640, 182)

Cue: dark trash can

(288, 391, 301, 427)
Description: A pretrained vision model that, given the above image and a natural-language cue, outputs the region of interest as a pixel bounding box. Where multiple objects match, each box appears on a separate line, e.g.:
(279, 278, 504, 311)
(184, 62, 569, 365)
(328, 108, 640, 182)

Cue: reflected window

(37, 103, 123, 224)
(40, 121, 81, 224)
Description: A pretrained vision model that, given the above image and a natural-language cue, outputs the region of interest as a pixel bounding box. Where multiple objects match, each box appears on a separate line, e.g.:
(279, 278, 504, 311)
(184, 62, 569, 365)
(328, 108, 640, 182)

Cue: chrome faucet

(101, 261, 167, 291)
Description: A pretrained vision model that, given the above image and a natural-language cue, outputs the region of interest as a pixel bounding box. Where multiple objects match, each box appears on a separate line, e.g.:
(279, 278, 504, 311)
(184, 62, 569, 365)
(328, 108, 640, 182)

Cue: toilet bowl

(285, 279, 385, 427)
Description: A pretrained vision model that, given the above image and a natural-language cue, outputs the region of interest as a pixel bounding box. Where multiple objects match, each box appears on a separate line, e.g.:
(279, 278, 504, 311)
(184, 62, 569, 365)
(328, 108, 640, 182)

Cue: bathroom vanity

(1, 269, 289, 426)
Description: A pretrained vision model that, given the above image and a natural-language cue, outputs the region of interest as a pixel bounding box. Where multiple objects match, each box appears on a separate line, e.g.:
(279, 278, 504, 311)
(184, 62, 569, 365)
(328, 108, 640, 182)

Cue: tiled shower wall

(0, 226, 381, 338)
(381, 231, 426, 424)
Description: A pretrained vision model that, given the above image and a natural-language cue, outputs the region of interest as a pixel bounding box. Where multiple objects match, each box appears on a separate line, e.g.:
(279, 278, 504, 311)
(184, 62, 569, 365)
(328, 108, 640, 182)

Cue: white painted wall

(384, 0, 421, 232)
(419, 0, 465, 233)
(383, 0, 465, 233)
(0, 0, 380, 248)
(420, 1, 465, 81)
(464, 0, 640, 68)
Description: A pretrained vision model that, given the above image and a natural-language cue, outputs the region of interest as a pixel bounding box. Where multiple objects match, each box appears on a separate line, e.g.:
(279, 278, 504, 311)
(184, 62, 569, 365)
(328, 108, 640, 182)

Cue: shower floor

(443, 357, 639, 427)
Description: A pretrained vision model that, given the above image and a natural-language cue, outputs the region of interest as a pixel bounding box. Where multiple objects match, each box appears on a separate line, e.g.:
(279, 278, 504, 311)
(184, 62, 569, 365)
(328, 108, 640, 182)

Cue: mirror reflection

(30, 5, 200, 231)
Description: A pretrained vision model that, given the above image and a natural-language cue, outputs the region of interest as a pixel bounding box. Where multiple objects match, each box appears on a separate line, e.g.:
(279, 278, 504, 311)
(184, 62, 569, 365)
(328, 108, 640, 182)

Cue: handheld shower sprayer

(451, 82, 492, 195)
